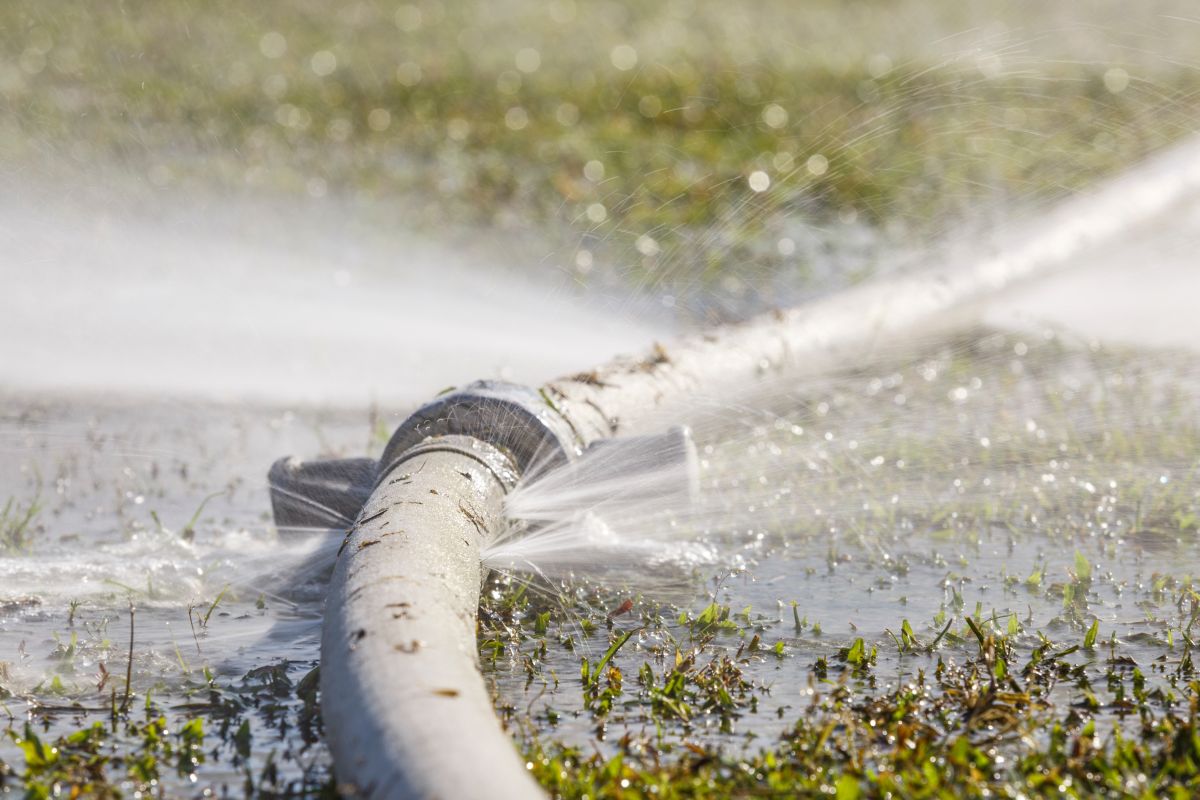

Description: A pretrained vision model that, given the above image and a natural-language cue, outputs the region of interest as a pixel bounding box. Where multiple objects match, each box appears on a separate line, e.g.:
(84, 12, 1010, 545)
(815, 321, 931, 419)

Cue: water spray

(271, 133, 1200, 799)
(271, 382, 699, 798)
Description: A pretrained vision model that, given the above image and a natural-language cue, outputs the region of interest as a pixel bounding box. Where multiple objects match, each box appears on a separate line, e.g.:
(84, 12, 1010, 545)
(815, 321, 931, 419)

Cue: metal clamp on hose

(269, 380, 703, 531)
(377, 434, 520, 494)
(270, 381, 582, 529)
(378, 380, 583, 481)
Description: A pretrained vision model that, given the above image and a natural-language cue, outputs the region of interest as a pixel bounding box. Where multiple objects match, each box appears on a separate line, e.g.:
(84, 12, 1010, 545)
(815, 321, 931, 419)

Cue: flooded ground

(0, 395, 368, 794)
(5, 317, 1198, 796)
(4, 0, 1200, 796)
(482, 328, 1200, 794)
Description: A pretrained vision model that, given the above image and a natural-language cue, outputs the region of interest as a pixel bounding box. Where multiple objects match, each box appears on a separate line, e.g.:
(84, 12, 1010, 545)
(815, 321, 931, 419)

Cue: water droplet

(638, 95, 662, 117)
(636, 234, 660, 256)
(867, 53, 892, 78)
(310, 50, 337, 77)
(748, 170, 770, 192)
(515, 47, 541, 74)
(761, 103, 788, 129)
(259, 32, 287, 59)
(367, 108, 391, 132)
(583, 160, 605, 182)
(504, 106, 529, 130)
(1104, 67, 1130, 94)
(610, 44, 638, 71)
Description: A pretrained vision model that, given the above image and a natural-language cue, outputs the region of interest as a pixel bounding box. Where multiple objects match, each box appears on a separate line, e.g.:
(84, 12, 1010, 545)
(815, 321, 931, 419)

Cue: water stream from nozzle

(488, 427, 713, 572)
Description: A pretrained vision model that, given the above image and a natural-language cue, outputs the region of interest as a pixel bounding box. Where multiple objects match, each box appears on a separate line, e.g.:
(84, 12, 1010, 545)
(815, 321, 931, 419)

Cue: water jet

(274, 134, 1200, 798)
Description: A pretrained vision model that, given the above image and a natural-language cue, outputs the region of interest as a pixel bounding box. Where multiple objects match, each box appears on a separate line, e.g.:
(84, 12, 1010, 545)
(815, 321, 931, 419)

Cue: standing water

(0, 177, 663, 793)
(3, 1, 1200, 796)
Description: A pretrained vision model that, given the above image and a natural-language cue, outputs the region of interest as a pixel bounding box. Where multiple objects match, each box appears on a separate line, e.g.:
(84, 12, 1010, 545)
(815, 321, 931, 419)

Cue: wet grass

(0, 397, 367, 797)
(485, 544, 1200, 798)
(2, 337, 1198, 797)
(0, 659, 333, 798)
(480, 330, 1200, 798)
(518, 645, 1200, 799)
(0, 496, 41, 552)
(9, 331, 1192, 797)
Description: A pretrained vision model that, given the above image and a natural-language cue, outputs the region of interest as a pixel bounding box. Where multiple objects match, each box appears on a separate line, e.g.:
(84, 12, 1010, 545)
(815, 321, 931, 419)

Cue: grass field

(3, 1, 1199, 305)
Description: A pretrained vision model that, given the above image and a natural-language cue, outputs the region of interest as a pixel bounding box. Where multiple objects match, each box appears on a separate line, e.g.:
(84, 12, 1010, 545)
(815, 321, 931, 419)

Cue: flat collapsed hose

(271, 134, 1200, 799)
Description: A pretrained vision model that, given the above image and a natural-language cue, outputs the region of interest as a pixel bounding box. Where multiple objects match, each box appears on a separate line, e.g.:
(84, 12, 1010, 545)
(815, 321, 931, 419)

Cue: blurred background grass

(2, 1, 1198, 313)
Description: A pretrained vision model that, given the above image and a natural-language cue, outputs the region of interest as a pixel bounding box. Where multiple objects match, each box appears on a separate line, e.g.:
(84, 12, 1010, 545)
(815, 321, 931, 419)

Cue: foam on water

(0, 400, 350, 673)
